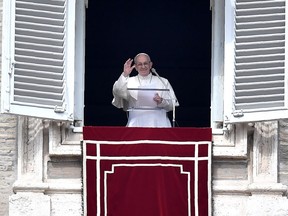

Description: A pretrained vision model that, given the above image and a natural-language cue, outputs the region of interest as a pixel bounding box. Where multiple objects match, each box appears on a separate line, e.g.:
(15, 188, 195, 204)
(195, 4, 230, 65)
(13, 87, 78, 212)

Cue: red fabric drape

(84, 126, 211, 216)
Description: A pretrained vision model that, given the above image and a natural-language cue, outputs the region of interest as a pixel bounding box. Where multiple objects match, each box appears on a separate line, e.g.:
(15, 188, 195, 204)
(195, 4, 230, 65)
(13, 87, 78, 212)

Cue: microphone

(151, 68, 177, 127)
(151, 68, 166, 87)
(151, 68, 158, 75)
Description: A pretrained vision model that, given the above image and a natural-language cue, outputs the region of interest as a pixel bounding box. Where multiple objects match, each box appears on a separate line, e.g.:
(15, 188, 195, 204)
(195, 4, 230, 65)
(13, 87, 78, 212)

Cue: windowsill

(212, 123, 248, 158)
(212, 128, 224, 135)
(72, 126, 83, 133)
(48, 122, 82, 156)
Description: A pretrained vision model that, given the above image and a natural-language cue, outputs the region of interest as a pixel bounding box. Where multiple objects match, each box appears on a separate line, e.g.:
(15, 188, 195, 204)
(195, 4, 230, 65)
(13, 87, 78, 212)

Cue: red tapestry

(83, 126, 212, 216)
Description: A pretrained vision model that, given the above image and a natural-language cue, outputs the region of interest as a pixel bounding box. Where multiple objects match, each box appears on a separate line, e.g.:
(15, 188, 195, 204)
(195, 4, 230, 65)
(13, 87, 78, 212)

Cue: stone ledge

(248, 183, 287, 196)
(213, 180, 250, 195)
(213, 180, 288, 196)
(13, 179, 82, 194)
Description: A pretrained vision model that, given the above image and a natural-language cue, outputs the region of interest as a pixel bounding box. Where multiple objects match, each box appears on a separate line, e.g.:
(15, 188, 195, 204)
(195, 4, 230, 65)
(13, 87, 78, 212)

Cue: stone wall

(279, 119, 288, 185)
(0, 115, 17, 216)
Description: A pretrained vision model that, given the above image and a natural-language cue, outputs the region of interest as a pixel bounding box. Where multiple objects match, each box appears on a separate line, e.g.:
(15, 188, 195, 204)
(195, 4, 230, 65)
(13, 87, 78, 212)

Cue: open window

(1, 0, 84, 123)
(4, 0, 285, 127)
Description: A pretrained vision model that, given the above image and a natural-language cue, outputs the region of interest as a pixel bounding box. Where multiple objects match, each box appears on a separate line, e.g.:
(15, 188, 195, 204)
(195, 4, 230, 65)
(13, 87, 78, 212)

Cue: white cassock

(112, 73, 179, 127)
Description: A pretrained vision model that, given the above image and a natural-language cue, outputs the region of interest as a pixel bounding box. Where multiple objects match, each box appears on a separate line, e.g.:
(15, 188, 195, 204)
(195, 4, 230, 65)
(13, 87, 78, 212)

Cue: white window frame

(211, 0, 248, 158)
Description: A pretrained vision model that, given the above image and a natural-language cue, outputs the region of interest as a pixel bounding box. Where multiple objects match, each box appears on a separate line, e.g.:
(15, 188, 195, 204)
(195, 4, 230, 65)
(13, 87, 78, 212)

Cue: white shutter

(1, 0, 76, 121)
(224, 0, 288, 123)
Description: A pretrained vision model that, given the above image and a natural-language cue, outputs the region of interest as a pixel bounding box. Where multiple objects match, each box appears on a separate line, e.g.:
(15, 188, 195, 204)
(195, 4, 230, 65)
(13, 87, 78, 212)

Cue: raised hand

(123, 58, 135, 77)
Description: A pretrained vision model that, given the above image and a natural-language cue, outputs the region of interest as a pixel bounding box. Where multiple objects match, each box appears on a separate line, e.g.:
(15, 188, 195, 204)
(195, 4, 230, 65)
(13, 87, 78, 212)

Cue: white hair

(134, 53, 151, 63)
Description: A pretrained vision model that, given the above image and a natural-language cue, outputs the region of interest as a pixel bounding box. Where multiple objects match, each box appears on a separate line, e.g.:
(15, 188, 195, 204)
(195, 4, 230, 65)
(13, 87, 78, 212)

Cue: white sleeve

(111, 74, 129, 109)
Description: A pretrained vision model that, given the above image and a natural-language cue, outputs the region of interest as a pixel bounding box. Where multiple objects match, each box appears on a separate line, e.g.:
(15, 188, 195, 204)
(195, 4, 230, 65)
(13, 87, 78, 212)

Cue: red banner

(83, 126, 212, 216)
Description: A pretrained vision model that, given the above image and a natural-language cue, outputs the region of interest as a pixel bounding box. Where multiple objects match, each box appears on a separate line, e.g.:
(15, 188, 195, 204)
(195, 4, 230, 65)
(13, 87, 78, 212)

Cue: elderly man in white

(112, 53, 179, 127)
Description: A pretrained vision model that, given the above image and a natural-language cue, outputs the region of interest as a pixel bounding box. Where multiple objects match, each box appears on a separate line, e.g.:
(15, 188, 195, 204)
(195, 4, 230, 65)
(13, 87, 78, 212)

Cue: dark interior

(84, 1, 212, 127)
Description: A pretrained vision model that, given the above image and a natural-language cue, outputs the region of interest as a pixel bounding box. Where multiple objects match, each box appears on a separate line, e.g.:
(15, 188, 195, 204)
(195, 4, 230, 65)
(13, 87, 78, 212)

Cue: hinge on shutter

(54, 104, 66, 113)
(233, 110, 244, 118)
(3, 60, 15, 112)
(9, 61, 15, 75)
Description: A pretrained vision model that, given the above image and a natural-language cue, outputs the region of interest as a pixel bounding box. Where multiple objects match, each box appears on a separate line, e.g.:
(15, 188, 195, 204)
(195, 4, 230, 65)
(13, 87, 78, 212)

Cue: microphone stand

(151, 68, 176, 127)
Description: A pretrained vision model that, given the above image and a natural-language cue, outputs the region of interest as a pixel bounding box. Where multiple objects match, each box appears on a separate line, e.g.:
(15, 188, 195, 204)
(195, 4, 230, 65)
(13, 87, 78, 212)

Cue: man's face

(135, 55, 152, 76)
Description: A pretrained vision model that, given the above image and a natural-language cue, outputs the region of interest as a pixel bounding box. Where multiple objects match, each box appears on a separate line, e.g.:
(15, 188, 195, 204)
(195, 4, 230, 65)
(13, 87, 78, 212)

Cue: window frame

(211, 0, 248, 158)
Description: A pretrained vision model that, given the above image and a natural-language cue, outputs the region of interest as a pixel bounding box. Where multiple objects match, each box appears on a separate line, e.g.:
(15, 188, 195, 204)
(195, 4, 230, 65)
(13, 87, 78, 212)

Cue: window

(4, 0, 285, 127)
(1, 0, 84, 122)
(211, 0, 248, 158)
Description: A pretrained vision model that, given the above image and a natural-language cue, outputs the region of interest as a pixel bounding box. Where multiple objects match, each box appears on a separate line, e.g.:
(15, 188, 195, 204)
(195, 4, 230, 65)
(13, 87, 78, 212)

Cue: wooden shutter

(225, 0, 288, 123)
(1, 0, 76, 121)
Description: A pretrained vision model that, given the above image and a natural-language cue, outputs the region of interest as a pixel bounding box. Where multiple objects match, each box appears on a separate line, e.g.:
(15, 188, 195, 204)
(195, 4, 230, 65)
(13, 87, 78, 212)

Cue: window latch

(54, 105, 66, 113)
(233, 110, 244, 117)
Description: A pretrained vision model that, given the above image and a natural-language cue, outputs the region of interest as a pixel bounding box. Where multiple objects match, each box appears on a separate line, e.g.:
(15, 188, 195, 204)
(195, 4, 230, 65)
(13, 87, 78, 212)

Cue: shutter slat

(16, 28, 64, 40)
(236, 67, 284, 76)
(15, 48, 63, 60)
(16, 13, 64, 27)
(17, 1, 64, 13)
(237, 20, 285, 30)
(15, 55, 64, 66)
(236, 26, 285, 37)
(16, 62, 63, 73)
(14, 95, 63, 106)
(17, 0, 65, 7)
(14, 75, 63, 86)
(235, 60, 284, 70)
(235, 40, 284, 49)
(15, 68, 63, 79)
(16, 41, 64, 53)
(235, 80, 284, 90)
(235, 94, 284, 103)
(236, 87, 284, 97)
(14, 88, 63, 100)
(236, 1, 284, 9)
(16, 22, 63, 33)
(236, 33, 284, 43)
(236, 14, 285, 22)
(15, 35, 64, 46)
(236, 47, 284, 56)
(235, 101, 284, 110)
(14, 82, 63, 93)
(236, 54, 284, 63)
(235, 74, 284, 83)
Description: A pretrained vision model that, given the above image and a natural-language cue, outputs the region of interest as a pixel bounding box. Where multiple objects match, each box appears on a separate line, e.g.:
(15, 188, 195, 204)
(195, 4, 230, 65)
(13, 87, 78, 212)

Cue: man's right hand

(123, 58, 135, 77)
